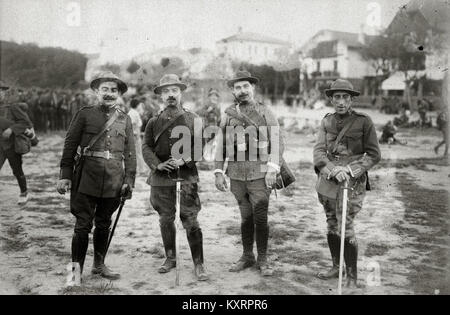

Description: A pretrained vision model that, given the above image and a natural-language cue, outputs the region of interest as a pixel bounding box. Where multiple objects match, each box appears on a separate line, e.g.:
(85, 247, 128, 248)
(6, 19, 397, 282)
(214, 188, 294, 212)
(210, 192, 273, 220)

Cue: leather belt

(82, 150, 122, 160)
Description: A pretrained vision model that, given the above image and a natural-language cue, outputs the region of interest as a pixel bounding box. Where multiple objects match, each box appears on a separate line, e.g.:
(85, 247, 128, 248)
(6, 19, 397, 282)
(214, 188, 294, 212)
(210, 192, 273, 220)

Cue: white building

(216, 28, 291, 65)
(300, 29, 379, 91)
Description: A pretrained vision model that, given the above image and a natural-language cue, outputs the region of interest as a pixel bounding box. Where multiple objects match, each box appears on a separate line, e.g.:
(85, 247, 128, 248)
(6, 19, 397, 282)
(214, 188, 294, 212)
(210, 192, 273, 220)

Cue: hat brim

(154, 83, 187, 94)
(227, 76, 259, 88)
(325, 88, 360, 97)
(90, 77, 128, 94)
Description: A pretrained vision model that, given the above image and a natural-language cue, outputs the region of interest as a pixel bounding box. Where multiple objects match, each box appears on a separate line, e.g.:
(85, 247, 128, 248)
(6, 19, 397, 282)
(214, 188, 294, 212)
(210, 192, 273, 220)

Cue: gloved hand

(121, 184, 132, 199)
(265, 168, 277, 189)
(335, 170, 350, 183)
(329, 166, 349, 179)
(215, 173, 228, 192)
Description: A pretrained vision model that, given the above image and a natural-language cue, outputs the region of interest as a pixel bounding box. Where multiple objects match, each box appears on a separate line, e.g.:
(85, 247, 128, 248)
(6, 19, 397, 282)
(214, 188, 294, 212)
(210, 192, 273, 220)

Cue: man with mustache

(57, 71, 136, 282)
(313, 79, 381, 288)
(214, 71, 284, 276)
(142, 74, 208, 281)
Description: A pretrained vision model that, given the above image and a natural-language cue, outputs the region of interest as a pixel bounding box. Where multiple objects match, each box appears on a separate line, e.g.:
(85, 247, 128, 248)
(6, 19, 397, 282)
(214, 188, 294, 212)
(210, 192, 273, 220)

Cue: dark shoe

(229, 257, 255, 272)
(92, 264, 121, 280)
(158, 258, 176, 273)
(194, 263, 209, 281)
(317, 234, 341, 280)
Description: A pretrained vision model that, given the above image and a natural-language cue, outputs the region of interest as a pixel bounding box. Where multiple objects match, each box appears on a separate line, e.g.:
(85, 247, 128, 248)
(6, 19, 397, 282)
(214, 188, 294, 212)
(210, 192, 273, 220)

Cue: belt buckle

(104, 151, 110, 160)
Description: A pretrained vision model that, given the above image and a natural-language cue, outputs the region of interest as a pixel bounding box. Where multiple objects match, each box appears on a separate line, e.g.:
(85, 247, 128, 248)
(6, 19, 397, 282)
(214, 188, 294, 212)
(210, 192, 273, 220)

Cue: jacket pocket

(345, 131, 363, 154)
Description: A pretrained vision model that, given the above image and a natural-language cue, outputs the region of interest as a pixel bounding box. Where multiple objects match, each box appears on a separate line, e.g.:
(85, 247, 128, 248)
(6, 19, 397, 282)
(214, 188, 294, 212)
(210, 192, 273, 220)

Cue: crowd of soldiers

(2, 86, 163, 134)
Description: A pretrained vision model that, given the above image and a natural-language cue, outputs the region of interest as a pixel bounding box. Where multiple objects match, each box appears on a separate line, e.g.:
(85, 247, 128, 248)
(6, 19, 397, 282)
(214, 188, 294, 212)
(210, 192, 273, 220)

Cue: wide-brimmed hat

(153, 74, 187, 94)
(208, 88, 220, 97)
(325, 79, 360, 97)
(90, 71, 128, 94)
(227, 70, 259, 88)
(0, 80, 10, 91)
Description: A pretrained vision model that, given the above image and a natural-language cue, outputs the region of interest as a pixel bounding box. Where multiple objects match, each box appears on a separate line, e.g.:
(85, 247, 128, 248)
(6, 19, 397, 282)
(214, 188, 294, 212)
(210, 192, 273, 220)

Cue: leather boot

(71, 232, 88, 276)
(92, 229, 120, 280)
(255, 224, 269, 260)
(241, 219, 255, 259)
(344, 238, 362, 288)
(317, 234, 341, 280)
(158, 223, 176, 273)
(187, 228, 209, 281)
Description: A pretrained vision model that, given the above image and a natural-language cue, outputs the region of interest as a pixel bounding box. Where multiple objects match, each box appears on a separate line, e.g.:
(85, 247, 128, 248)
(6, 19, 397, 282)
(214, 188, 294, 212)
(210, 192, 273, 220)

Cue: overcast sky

(0, 0, 408, 61)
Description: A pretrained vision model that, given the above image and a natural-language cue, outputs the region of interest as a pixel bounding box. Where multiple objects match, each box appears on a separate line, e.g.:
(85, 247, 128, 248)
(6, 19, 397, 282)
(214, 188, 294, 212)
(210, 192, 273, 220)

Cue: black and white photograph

(0, 0, 449, 298)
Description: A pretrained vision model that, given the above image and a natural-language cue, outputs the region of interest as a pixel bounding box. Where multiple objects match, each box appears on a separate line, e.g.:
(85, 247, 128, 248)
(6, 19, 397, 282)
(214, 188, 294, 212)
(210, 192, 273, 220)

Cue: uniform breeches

(318, 177, 366, 239)
(230, 178, 271, 258)
(70, 192, 121, 234)
(150, 183, 201, 232)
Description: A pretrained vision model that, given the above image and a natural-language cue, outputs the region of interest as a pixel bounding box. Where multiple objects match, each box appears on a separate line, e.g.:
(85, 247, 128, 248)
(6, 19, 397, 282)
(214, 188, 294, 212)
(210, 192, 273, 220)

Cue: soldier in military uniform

(0, 81, 34, 205)
(197, 88, 221, 161)
(56, 71, 136, 281)
(142, 74, 208, 281)
(214, 71, 284, 276)
(197, 88, 221, 129)
(313, 79, 381, 287)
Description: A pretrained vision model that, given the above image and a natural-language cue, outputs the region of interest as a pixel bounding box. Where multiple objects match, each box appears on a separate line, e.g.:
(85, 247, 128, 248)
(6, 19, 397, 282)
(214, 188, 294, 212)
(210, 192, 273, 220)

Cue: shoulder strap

(85, 109, 120, 150)
(225, 105, 269, 142)
(153, 110, 187, 144)
(332, 114, 358, 153)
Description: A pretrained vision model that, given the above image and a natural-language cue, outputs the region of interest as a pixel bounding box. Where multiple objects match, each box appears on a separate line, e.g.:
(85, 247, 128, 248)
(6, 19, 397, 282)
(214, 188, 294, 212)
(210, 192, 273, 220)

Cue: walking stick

(338, 180, 349, 295)
(105, 196, 126, 257)
(172, 167, 184, 286)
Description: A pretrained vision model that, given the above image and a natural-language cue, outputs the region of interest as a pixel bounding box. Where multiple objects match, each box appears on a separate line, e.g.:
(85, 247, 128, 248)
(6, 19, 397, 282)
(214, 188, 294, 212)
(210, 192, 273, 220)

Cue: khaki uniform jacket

(214, 101, 285, 181)
(313, 110, 381, 196)
(59, 105, 136, 198)
(142, 107, 203, 187)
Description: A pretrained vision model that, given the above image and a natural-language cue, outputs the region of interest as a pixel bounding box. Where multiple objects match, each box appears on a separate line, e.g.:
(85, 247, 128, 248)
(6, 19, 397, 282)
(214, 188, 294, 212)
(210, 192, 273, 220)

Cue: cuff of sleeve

(214, 169, 225, 175)
(60, 167, 73, 180)
(347, 165, 355, 178)
(349, 165, 364, 178)
(326, 161, 336, 171)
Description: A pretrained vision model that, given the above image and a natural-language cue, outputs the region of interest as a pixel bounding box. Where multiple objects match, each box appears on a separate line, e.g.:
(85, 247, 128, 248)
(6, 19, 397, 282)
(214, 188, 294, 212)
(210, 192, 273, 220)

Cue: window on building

(255, 46, 258, 55)
(333, 60, 338, 71)
(317, 61, 321, 71)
